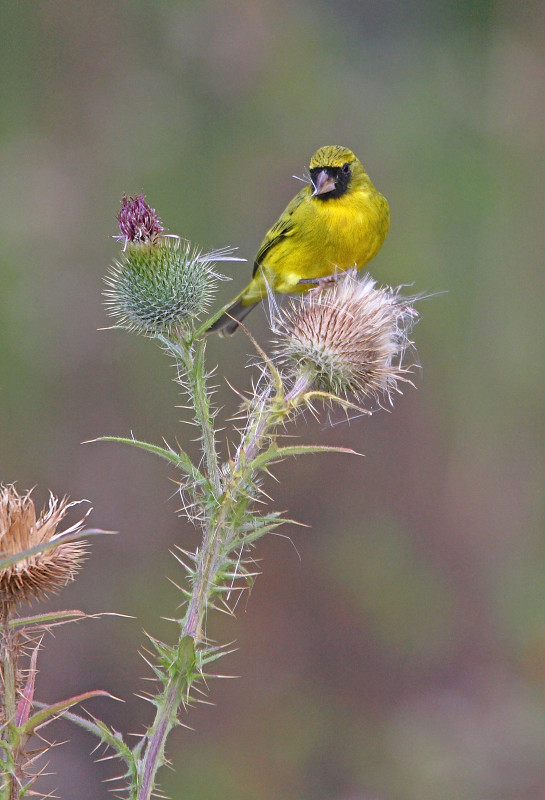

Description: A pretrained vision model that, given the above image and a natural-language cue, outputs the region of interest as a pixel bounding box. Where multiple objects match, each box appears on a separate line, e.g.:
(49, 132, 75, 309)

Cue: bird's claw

(298, 268, 356, 295)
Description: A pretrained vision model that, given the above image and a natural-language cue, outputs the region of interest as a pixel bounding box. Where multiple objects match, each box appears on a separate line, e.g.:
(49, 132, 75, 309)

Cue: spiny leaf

(0, 528, 108, 571)
(58, 708, 135, 768)
(93, 436, 208, 487)
(22, 690, 114, 736)
(300, 389, 373, 414)
(198, 646, 237, 666)
(273, 443, 362, 458)
(176, 635, 197, 682)
(250, 442, 360, 472)
(146, 633, 177, 668)
(10, 609, 88, 629)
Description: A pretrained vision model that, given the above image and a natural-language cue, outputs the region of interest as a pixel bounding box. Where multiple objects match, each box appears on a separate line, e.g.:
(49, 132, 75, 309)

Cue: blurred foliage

(0, 1, 544, 798)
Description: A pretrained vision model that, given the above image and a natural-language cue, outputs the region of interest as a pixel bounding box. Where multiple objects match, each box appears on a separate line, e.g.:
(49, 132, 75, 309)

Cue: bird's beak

(311, 169, 336, 196)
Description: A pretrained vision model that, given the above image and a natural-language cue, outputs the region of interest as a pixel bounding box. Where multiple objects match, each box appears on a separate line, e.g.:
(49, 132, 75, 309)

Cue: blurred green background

(1, 1, 544, 798)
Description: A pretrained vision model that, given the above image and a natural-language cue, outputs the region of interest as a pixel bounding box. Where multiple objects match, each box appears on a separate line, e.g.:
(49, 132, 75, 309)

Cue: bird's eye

(342, 163, 350, 174)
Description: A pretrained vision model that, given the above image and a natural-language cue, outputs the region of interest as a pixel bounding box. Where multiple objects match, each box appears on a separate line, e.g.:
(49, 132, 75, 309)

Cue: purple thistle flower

(117, 193, 164, 244)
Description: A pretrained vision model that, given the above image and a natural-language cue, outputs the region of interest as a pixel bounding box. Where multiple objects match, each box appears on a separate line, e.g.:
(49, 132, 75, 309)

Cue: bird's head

(308, 145, 367, 199)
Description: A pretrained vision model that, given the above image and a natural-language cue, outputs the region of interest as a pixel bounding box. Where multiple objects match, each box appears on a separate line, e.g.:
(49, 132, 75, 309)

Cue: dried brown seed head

(275, 273, 418, 403)
(0, 486, 88, 611)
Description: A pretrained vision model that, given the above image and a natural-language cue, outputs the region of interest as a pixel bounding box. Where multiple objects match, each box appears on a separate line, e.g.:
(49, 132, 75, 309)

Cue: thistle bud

(105, 239, 218, 337)
(0, 485, 88, 611)
(105, 194, 223, 336)
(275, 273, 418, 403)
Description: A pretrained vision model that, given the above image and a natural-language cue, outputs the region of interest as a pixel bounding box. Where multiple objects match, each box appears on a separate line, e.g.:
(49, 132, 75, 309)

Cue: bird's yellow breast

(243, 186, 389, 303)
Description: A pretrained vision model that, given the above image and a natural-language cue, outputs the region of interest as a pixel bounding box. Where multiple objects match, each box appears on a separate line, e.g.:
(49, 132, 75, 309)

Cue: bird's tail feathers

(207, 299, 259, 337)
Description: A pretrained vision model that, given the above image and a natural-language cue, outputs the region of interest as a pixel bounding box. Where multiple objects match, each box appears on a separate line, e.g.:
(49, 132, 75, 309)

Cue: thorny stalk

(97, 194, 419, 800)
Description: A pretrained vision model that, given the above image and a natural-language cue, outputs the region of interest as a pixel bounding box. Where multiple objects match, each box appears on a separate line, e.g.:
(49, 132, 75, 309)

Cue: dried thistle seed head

(0, 485, 88, 611)
(117, 193, 164, 244)
(104, 239, 218, 336)
(275, 273, 418, 402)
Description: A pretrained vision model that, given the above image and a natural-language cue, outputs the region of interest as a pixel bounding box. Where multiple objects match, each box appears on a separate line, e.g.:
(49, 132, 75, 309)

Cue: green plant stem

(185, 376, 310, 638)
(241, 371, 313, 465)
(168, 333, 225, 638)
(188, 339, 222, 498)
(160, 334, 221, 498)
(137, 516, 230, 798)
(1, 610, 17, 800)
(137, 679, 180, 800)
(135, 333, 322, 800)
(137, 334, 222, 800)
(135, 352, 307, 800)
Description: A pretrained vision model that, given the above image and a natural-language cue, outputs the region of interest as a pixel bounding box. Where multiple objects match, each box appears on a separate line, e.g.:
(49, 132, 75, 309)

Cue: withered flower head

(275, 273, 418, 403)
(117, 193, 164, 245)
(0, 485, 88, 611)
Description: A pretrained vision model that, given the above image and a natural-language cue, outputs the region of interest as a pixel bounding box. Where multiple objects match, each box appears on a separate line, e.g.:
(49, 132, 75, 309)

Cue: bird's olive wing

(252, 188, 306, 276)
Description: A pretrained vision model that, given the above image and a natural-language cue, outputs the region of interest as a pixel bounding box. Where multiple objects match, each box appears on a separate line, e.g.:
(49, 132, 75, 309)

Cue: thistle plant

(0, 485, 107, 799)
(275, 270, 417, 402)
(64, 193, 418, 799)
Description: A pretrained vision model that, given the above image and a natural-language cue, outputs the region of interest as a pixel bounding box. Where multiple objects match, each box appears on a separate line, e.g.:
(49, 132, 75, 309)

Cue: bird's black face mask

(309, 163, 352, 199)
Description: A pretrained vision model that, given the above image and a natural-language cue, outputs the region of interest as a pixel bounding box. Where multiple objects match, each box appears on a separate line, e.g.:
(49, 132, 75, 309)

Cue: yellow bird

(209, 145, 390, 336)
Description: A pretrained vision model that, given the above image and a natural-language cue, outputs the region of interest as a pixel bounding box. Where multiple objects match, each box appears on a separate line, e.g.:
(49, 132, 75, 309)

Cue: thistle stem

(238, 370, 311, 466)
(1, 609, 17, 800)
(136, 363, 304, 800)
(137, 334, 224, 800)
(137, 680, 180, 800)
(159, 334, 222, 498)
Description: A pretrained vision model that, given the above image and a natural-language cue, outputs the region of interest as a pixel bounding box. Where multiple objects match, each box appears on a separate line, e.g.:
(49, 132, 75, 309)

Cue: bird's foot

(298, 268, 356, 295)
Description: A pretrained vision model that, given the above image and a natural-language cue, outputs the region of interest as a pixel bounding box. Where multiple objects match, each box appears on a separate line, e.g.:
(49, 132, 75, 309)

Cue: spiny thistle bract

(0, 484, 88, 611)
(105, 239, 219, 336)
(105, 194, 220, 336)
(275, 272, 418, 403)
